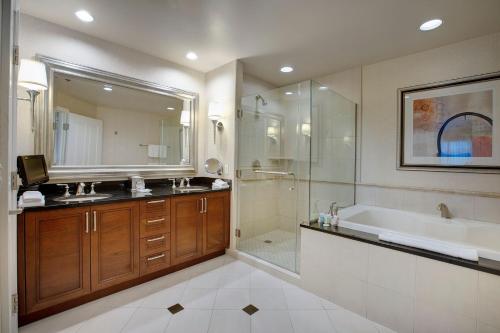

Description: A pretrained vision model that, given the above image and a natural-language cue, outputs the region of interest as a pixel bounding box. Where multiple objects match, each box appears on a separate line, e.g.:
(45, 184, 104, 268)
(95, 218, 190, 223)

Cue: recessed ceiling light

(75, 10, 94, 23)
(167, 107, 175, 110)
(419, 19, 442, 31)
(280, 66, 294, 73)
(103, 84, 112, 92)
(285, 91, 294, 95)
(319, 86, 328, 90)
(186, 52, 198, 60)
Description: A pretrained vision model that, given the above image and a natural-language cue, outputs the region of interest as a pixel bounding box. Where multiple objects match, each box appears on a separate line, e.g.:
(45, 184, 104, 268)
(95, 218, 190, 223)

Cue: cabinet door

(91, 201, 139, 291)
(203, 191, 230, 255)
(25, 207, 91, 313)
(171, 195, 203, 265)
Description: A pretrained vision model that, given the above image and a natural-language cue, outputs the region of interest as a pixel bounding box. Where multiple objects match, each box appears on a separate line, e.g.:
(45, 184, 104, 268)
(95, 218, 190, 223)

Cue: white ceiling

(21, 0, 500, 86)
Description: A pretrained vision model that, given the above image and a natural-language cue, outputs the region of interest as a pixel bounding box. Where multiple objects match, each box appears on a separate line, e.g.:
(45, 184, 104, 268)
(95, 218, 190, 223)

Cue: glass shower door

(236, 81, 311, 273)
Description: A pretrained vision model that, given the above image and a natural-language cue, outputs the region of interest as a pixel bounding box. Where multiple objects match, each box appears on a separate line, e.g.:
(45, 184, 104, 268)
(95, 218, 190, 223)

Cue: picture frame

(397, 71, 500, 173)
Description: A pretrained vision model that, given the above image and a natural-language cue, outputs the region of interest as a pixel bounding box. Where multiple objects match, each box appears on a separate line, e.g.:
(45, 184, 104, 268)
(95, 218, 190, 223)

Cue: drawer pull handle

(147, 235, 165, 242)
(85, 212, 89, 233)
(146, 218, 165, 224)
(147, 253, 165, 261)
(147, 200, 165, 204)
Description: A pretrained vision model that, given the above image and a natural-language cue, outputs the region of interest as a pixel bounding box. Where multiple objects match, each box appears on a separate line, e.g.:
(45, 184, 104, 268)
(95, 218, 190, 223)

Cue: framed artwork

(397, 71, 500, 173)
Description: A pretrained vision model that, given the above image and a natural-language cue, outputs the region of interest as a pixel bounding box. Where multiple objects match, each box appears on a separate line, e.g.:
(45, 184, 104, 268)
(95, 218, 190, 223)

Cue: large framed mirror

(35, 55, 197, 181)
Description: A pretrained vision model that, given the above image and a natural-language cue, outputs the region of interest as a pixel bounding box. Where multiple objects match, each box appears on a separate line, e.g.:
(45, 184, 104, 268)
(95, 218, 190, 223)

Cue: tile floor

(20, 254, 394, 333)
(238, 230, 299, 272)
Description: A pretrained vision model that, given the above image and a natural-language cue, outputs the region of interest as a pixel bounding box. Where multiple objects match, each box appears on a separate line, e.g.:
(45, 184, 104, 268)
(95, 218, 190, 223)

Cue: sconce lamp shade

(301, 123, 311, 137)
(208, 101, 223, 120)
(18, 59, 48, 91)
(180, 109, 191, 127)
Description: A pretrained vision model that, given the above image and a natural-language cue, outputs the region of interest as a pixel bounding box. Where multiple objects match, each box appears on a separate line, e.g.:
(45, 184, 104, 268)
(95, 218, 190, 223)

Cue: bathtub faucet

(437, 203, 452, 219)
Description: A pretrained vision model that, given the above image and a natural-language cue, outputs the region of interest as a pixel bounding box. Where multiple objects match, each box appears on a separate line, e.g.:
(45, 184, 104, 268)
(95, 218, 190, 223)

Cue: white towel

(18, 196, 45, 208)
(22, 191, 44, 203)
(147, 145, 167, 158)
(379, 231, 478, 261)
(212, 179, 229, 190)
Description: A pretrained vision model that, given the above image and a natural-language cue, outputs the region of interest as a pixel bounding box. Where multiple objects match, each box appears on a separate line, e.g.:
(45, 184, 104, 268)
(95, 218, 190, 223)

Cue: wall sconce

(17, 59, 48, 132)
(266, 126, 278, 142)
(208, 101, 224, 144)
(180, 109, 190, 127)
(301, 123, 311, 137)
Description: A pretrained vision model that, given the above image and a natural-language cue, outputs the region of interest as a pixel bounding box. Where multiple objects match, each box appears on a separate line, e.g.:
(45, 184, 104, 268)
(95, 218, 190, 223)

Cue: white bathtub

(338, 205, 500, 261)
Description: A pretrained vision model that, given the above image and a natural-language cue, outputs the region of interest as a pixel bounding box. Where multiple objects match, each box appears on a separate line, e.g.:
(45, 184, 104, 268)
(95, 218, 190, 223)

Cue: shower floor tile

(238, 230, 299, 272)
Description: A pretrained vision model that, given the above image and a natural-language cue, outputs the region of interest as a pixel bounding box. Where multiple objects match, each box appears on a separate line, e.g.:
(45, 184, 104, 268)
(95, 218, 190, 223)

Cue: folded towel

(379, 231, 478, 261)
(22, 191, 44, 203)
(18, 196, 45, 208)
(212, 179, 229, 190)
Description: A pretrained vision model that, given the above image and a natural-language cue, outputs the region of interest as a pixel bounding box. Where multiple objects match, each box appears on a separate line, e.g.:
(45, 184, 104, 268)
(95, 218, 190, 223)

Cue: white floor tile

(181, 288, 217, 309)
(250, 270, 284, 289)
(76, 307, 136, 333)
(164, 309, 212, 333)
(19, 257, 385, 333)
(250, 288, 287, 309)
(289, 309, 335, 333)
(214, 288, 251, 309)
(251, 310, 293, 333)
(121, 308, 171, 333)
(141, 283, 186, 309)
(327, 308, 379, 333)
(208, 309, 251, 333)
(188, 269, 222, 289)
(283, 287, 323, 309)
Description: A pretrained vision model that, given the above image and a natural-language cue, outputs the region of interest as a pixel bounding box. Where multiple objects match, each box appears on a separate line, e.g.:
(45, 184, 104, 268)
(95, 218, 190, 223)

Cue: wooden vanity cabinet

(24, 207, 91, 314)
(19, 190, 230, 324)
(171, 195, 204, 265)
(171, 191, 230, 265)
(203, 191, 230, 255)
(91, 201, 140, 291)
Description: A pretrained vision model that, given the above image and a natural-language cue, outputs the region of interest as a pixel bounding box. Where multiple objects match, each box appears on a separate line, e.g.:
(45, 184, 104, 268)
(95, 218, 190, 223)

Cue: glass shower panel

(309, 81, 357, 222)
(236, 81, 311, 273)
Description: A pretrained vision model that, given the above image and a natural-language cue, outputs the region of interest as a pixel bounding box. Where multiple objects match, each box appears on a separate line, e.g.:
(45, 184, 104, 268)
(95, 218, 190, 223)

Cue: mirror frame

(35, 55, 198, 181)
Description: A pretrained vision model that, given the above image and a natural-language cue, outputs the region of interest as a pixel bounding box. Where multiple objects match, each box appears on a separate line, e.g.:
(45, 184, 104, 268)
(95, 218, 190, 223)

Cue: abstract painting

(398, 72, 500, 171)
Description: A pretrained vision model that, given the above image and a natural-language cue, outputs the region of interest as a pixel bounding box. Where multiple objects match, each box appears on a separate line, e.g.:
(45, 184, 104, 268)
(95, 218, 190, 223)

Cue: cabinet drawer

(140, 233, 170, 257)
(140, 251, 171, 275)
(140, 199, 170, 217)
(140, 215, 170, 237)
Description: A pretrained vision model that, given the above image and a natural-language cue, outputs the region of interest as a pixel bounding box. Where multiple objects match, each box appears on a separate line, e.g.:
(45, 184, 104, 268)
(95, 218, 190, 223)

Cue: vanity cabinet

(91, 202, 140, 290)
(203, 191, 230, 255)
(171, 195, 204, 265)
(25, 207, 91, 314)
(18, 190, 230, 325)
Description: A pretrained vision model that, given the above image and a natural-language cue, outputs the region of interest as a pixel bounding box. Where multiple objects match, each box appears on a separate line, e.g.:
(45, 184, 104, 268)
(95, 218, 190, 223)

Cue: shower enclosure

(236, 80, 357, 273)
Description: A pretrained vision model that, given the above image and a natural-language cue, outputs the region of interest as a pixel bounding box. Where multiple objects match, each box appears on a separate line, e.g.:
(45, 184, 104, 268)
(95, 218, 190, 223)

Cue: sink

(53, 194, 112, 203)
(175, 186, 210, 193)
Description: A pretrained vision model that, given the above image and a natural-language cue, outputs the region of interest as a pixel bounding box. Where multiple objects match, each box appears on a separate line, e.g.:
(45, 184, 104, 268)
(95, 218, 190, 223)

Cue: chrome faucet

(179, 178, 186, 188)
(437, 203, 451, 219)
(76, 182, 86, 196)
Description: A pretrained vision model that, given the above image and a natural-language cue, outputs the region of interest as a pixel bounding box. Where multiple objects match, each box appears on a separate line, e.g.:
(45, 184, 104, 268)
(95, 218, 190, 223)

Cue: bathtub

(338, 205, 500, 261)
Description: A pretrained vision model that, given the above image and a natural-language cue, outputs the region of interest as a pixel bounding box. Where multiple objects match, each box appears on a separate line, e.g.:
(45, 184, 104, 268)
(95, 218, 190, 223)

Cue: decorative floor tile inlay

(242, 304, 259, 315)
(167, 303, 184, 314)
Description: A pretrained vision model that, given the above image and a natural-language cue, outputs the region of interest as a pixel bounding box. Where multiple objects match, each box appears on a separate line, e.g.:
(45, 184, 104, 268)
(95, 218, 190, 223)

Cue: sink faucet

(437, 203, 451, 219)
(76, 182, 86, 196)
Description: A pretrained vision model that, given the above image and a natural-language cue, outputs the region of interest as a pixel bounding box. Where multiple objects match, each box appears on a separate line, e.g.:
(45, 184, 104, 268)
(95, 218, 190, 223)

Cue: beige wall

(54, 91, 97, 118)
(361, 32, 500, 193)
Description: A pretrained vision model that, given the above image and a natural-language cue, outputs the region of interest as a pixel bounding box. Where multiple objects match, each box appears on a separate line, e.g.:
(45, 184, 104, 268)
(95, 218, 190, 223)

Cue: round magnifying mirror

(204, 158, 223, 175)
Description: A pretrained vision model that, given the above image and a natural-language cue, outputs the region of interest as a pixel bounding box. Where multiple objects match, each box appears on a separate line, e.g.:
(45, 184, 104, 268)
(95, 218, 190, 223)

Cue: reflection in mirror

(52, 72, 192, 166)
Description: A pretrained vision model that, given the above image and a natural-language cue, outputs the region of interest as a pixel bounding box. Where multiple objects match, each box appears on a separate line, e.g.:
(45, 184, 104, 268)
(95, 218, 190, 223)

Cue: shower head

(255, 94, 268, 106)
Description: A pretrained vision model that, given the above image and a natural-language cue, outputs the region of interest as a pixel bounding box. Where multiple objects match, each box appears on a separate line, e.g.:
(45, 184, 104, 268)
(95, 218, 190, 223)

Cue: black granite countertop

(301, 221, 500, 276)
(20, 177, 231, 212)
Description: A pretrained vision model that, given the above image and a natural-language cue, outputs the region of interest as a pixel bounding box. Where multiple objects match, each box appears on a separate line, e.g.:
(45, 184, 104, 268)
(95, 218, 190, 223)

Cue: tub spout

(437, 203, 452, 219)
